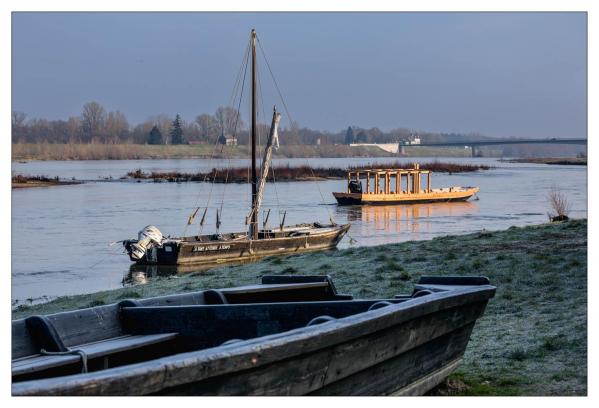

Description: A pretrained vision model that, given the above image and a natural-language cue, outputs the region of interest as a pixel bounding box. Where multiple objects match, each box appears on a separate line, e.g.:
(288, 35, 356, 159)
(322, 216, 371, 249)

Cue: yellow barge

(333, 164, 479, 205)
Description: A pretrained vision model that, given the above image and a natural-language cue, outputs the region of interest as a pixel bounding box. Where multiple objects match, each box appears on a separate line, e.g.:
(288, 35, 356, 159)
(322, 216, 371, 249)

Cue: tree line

(12, 101, 489, 146)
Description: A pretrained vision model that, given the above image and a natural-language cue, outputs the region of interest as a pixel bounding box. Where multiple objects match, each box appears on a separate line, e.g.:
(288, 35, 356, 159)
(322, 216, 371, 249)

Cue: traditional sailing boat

(122, 30, 350, 267)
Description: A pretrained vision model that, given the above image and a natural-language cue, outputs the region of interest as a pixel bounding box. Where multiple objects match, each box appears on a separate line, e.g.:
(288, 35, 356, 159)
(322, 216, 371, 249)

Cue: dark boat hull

(12, 276, 495, 396)
(155, 300, 485, 396)
(130, 224, 350, 266)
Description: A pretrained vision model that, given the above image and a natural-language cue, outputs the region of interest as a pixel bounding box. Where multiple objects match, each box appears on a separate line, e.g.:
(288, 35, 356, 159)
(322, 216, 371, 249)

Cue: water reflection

(122, 258, 266, 286)
(341, 201, 478, 246)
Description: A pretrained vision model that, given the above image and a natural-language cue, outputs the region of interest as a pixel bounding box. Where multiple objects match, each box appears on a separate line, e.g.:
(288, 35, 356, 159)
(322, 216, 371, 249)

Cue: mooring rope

(40, 348, 88, 373)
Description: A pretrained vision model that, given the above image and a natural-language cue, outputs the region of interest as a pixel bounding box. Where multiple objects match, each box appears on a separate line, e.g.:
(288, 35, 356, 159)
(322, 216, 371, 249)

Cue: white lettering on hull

(192, 244, 232, 252)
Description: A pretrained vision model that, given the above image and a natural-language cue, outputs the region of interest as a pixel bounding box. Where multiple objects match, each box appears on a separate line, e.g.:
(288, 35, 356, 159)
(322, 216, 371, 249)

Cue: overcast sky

(12, 12, 586, 138)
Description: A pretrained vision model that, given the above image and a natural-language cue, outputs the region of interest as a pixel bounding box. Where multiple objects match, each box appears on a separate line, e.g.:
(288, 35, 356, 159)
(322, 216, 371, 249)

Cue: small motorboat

(12, 275, 495, 396)
(122, 30, 349, 268)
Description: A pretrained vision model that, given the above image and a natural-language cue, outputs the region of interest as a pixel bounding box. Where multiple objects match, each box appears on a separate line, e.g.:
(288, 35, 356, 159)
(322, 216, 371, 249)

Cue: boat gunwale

(172, 223, 350, 245)
(12, 284, 495, 396)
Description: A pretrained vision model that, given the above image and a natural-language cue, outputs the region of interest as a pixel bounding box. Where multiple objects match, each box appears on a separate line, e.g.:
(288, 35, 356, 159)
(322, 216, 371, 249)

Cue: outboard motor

(129, 225, 163, 261)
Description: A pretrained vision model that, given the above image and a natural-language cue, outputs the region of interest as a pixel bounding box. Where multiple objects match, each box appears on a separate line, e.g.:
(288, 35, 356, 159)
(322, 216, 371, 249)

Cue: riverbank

(12, 219, 587, 395)
(503, 157, 587, 166)
(12, 143, 471, 161)
(127, 161, 491, 183)
(11, 175, 81, 189)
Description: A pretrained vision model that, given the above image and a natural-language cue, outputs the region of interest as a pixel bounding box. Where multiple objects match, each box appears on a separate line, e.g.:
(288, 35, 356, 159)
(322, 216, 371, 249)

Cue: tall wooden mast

(250, 29, 258, 240)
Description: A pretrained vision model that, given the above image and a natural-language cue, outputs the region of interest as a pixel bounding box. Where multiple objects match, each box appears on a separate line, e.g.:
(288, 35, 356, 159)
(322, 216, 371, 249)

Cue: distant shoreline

(11, 161, 491, 189)
(502, 157, 587, 166)
(12, 143, 474, 161)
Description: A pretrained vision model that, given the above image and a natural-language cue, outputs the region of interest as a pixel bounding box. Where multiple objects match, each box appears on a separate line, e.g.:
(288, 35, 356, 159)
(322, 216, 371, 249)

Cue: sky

(11, 12, 587, 138)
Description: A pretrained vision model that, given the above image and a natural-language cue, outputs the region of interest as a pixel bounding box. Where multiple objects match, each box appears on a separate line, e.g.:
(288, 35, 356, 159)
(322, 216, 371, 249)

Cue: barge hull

(334, 195, 475, 205)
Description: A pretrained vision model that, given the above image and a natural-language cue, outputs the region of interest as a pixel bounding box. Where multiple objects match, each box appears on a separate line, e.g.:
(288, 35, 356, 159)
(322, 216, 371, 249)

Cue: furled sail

(249, 108, 281, 232)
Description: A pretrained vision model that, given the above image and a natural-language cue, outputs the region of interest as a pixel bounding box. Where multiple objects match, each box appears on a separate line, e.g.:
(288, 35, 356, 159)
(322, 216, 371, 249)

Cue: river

(11, 157, 587, 303)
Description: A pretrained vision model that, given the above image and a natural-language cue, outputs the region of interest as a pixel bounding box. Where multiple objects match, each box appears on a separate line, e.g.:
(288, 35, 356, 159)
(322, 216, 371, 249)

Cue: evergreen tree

(147, 125, 163, 145)
(170, 114, 185, 145)
(356, 130, 368, 143)
(344, 126, 355, 145)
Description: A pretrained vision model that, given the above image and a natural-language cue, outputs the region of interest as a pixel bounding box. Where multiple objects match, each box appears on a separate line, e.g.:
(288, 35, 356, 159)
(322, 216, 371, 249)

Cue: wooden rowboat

(12, 275, 495, 396)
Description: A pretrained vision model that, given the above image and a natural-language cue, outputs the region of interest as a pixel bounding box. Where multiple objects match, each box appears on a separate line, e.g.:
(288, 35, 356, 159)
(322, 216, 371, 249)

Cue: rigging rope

(253, 35, 288, 228)
(215, 40, 251, 232)
(255, 55, 284, 228)
(307, 160, 337, 225)
(257, 34, 336, 225)
(182, 37, 251, 237)
(257, 37, 295, 125)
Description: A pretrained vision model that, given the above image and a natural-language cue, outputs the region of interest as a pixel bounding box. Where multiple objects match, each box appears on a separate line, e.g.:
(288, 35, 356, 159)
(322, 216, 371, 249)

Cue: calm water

(12, 157, 587, 303)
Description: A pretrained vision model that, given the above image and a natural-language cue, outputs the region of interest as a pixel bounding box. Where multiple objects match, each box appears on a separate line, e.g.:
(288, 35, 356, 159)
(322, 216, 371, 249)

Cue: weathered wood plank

(12, 281, 344, 359)
(311, 324, 474, 395)
(13, 333, 178, 376)
(157, 315, 475, 396)
(121, 300, 403, 350)
(12, 305, 123, 359)
(391, 357, 463, 396)
(320, 304, 483, 386)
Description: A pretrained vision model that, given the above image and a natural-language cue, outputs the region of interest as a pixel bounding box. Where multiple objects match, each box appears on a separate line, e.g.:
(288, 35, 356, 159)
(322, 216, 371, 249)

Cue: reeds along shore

(128, 162, 492, 183)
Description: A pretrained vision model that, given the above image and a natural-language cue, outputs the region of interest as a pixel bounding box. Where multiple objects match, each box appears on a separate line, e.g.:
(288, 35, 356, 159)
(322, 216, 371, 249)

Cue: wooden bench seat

(12, 332, 177, 376)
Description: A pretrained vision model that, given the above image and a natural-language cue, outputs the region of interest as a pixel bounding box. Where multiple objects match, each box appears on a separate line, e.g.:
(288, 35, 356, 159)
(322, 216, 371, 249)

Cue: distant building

(219, 134, 238, 146)
(410, 135, 421, 145)
(400, 134, 421, 145)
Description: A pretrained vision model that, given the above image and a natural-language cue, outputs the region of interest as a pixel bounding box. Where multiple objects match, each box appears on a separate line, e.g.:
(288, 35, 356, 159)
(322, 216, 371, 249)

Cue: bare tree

(105, 111, 130, 144)
(12, 111, 27, 142)
(12, 111, 27, 127)
(215, 106, 244, 137)
(195, 113, 219, 142)
(547, 187, 571, 221)
(80, 101, 106, 142)
(66, 116, 82, 143)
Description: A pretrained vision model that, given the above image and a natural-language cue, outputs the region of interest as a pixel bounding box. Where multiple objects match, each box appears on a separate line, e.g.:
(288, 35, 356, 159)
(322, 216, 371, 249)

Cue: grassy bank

(12, 143, 471, 161)
(12, 220, 587, 395)
(127, 161, 491, 183)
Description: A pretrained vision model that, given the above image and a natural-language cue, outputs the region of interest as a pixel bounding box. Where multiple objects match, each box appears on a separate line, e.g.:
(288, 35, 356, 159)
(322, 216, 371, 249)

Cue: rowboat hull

(12, 276, 495, 396)
(155, 299, 485, 396)
(333, 187, 479, 205)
